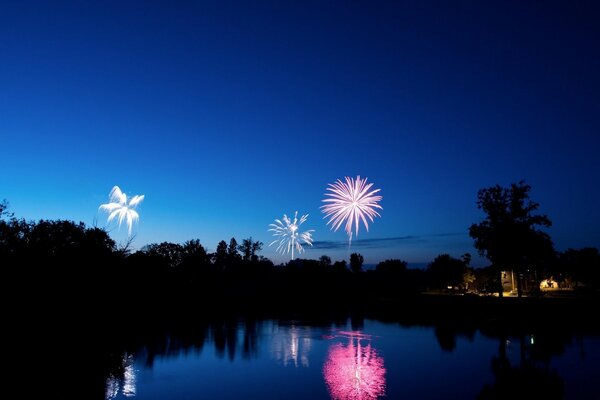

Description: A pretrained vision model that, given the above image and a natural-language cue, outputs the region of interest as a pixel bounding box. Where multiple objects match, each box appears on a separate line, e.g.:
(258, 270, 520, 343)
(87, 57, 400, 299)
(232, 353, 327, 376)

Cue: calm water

(105, 318, 599, 400)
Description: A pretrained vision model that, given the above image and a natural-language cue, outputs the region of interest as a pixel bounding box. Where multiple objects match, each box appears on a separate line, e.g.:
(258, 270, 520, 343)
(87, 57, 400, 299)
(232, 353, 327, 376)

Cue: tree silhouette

(349, 253, 364, 273)
(319, 255, 332, 267)
(374, 259, 412, 296)
(469, 181, 554, 297)
(182, 239, 208, 263)
(0, 199, 13, 219)
(332, 260, 348, 273)
(227, 237, 241, 266)
(427, 254, 468, 291)
(375, 259, 407, 274)
(143, 242, 184, 268)
(0, 201, 28, 264)
(181, 239, 210, 277)
(557, 247, 600, 289)
(213, 240, 228, 270)
(238, 237, 263, 262)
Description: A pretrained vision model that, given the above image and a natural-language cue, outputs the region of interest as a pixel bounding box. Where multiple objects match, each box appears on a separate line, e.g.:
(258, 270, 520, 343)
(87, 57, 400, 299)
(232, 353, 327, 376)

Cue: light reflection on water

(105, 353, 136, 399)
(104, 322, 388, 399)
(271, 324, 313, 368)
(323, 331, 386, 400)
(270, 324, 388, 398)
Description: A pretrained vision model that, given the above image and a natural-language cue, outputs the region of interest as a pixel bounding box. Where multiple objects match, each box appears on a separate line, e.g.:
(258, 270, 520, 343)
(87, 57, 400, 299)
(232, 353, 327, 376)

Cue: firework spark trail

(268, 211, 314, 260)
(321, 176, 382, 245)
(99, 186, 144, 236)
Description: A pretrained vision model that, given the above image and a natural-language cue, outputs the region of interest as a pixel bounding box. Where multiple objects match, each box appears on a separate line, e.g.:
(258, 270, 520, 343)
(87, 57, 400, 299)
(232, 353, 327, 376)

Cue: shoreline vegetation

(3, 180, 599, 313)
(1, 194, 598, 326)
(3, 189, 599, 367)
(15, 267, 600, 332)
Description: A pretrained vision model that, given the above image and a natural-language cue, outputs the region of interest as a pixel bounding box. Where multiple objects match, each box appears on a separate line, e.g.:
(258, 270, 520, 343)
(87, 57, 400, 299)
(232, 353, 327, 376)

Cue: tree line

(1, 180, 599, 310)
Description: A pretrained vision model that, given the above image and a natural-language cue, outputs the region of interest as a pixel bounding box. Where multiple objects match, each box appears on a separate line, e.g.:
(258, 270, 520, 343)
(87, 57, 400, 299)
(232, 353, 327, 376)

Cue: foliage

(228, 238, 240, 261)
(1, 196, 597, 307)
(469, 181, 554, 297)
(238, 237, 263, 262)
(350, 253, 364, 273)
(0, 199, 14, 219)
(319, 255, 332, 267)
(182, 239, 210, 266)
(143, 242, 184, 268)
(557, 247, 600, 288)
(213, 240, 228, 270)
(427, 254, 469, 290)
(375, 259, 408, 274)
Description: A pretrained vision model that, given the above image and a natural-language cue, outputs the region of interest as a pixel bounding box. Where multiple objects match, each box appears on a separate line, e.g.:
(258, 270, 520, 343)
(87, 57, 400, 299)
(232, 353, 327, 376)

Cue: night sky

(1, 1, 599, 266)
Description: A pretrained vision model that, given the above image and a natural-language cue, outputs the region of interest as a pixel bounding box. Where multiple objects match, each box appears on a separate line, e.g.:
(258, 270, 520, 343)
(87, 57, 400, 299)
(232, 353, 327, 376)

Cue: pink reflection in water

(323, 333, 386, 399)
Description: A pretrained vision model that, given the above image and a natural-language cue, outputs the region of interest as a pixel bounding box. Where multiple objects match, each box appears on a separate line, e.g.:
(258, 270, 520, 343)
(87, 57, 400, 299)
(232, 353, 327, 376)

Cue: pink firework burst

(321, 176, 382, 244)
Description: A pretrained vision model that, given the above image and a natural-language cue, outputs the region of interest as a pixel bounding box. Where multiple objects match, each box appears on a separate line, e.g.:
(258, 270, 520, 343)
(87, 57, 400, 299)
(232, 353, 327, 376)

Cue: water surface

(104, 318, 599, 399)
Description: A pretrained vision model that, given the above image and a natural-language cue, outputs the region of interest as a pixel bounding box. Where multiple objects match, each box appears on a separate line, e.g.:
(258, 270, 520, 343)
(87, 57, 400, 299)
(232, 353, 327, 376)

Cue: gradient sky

(1, 1, 599, 267)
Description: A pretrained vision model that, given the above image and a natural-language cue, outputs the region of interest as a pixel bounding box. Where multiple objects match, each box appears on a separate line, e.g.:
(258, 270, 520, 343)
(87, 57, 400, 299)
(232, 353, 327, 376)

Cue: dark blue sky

(1, 1, 599, 266)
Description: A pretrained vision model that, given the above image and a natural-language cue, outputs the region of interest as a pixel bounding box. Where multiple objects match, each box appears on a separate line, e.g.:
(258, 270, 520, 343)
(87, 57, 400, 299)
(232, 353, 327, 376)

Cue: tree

(227, 238, 240, 263)
(177, 239, 210, 284)
(251, 240, 263, 262)
(0, 199, 14, 220)
(213, 240, 228, 270)
(319, 255, 332, 267)
(143, 242, 184, 268)
(463, 268, 476, 291)
(332, 260, 348, 272)
(375, 259, 408, 274)
(558, 247, 600, 288)
(349, 253, 364, 273)
(181, 239, 209, 268)
(427, 254, 467, 291)
(238, 237, 263, 262)
(461, 253, 476, 291)
(469, 181, 554, 297)
(0, 200, 27, 262)
(82, 227, 116, 256)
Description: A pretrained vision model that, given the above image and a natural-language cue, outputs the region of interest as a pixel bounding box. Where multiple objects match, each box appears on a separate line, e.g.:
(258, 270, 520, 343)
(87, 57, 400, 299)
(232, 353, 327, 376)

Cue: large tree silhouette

(349, 253, 364, 273)
(427, 254, 468, 291)
(557, 247, 600, 289)
(469, 181, 554, 297)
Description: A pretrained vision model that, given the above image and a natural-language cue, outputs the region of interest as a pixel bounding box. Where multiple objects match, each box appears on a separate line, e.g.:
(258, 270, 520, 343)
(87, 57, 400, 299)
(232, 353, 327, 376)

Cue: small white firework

(99, 185, 144, 236)
(321, 175, 382, 244)
(269, 211, 314, 260)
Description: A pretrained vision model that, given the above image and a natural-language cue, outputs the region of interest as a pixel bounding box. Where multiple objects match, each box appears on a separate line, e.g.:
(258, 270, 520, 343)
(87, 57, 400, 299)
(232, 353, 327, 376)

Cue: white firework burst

(269, 211, 314, 260)
(321, 175, 382, 244)
(99, 185, 144, 236)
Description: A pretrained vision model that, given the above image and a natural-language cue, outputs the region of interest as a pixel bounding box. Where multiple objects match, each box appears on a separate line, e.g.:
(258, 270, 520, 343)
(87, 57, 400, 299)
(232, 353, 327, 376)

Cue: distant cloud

(309, 240, 347, 250)
(312, 233, 466, 250)
(428, 232, 466, 238)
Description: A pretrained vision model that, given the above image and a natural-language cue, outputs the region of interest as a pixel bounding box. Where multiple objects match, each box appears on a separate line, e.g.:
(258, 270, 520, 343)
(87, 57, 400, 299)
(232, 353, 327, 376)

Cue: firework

(268, 211, 314, 260)
(321, 175, 382, 244)
(99, 185, 144, 236)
